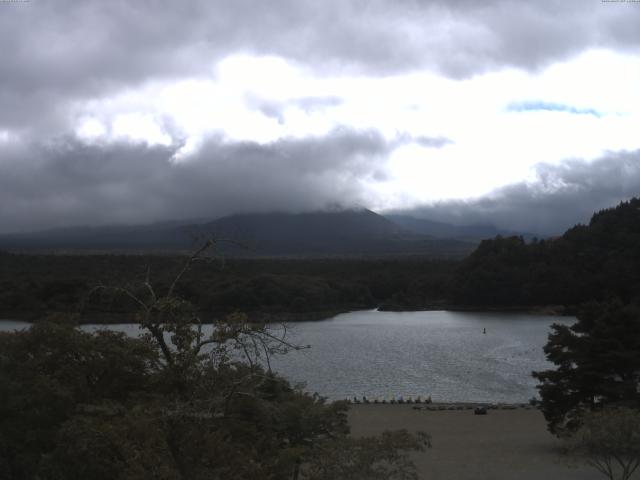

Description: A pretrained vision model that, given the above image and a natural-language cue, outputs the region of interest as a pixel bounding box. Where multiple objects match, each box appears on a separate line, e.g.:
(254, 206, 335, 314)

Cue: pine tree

(533, 300, 640, 435)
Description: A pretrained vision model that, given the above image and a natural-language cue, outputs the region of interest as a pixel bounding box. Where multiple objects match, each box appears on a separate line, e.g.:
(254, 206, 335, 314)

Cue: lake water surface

(0, 310, 574, 403)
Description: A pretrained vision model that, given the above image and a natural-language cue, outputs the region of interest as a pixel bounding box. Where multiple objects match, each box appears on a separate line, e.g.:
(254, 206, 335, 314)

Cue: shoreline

(0, 304, 573, 324)
(344, 399, 538, 410)
(0, 308, 354, 325)
(377, 303, 572, 316)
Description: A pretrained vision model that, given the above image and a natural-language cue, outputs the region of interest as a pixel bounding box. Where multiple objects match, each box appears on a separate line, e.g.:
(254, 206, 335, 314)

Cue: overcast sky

(1, 0, 639, 235)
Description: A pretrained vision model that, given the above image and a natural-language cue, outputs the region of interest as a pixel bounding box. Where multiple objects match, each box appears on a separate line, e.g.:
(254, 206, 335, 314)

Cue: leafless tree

(568, 406, 640, 480)
(89, 238, 307, 406)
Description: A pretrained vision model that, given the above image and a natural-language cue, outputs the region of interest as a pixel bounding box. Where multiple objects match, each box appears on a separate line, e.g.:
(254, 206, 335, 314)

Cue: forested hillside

(453, 197, 640, 308)
(0, 254, 455, 322)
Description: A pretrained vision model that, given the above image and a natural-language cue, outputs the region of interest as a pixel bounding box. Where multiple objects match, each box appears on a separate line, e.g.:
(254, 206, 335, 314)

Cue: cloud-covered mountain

(0, 132, 386, 235)
(0, 209, 475, 257)
(2, 133, 639, 238)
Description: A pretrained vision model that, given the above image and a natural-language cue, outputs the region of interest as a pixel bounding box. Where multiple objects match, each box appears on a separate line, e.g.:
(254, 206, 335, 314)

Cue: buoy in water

(483, 328, 486, 334)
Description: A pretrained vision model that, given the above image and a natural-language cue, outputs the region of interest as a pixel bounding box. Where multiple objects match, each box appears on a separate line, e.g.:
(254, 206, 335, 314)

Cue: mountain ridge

(385, 214, 535, 240)
(0, 208, 525, 257)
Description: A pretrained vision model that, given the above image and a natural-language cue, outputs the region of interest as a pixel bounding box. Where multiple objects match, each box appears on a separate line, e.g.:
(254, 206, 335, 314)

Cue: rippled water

(0, 310, 573, 403)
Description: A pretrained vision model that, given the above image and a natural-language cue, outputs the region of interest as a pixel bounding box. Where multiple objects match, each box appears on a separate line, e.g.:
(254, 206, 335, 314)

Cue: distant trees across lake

(0, 254, 456, 322)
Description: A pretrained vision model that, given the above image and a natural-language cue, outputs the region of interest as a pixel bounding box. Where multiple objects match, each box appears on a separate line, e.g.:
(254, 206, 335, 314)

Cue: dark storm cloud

(2, 0, 639, 132)
(394, 151, 640, 236)
(0, 129, 392, 234)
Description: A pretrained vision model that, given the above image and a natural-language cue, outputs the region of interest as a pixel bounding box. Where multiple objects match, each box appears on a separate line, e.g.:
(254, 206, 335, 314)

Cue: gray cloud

(392, 150, 640, 236)
(2, 1, 639, 133)
(0, 128, 392, 234)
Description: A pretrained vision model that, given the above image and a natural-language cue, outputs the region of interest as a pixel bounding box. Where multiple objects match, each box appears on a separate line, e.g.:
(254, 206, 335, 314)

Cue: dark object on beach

(474, 406, 488, 415)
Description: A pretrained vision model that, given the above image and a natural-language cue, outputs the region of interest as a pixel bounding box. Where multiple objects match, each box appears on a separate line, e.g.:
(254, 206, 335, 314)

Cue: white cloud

(75, 117, 107, 140)
(111, 113, 173, 146)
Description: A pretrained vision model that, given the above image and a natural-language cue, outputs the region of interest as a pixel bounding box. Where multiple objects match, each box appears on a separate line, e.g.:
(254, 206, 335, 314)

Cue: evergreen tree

(533, 301, 640, 435)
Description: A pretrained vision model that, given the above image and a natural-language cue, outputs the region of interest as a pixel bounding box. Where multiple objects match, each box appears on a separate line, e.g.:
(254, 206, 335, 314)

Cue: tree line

(0, 254, 456, 322)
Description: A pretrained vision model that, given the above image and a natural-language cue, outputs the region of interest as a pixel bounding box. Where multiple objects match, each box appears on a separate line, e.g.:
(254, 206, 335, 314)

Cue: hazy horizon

(0, 203, 602, 238)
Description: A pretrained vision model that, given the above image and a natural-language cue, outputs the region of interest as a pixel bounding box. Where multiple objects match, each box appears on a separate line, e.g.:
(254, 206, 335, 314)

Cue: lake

(0, 310, 573, 403)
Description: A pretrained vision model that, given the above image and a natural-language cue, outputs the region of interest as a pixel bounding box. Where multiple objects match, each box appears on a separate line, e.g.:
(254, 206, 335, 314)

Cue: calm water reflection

(0, 310, 574, 403)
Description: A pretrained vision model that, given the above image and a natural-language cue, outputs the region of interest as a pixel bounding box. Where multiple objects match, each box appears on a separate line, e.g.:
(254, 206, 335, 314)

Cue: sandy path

(348, 404, 603, 480)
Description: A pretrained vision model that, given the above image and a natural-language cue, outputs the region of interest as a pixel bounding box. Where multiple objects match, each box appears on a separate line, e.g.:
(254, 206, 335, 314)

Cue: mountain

(385, 214, 534, 241)
(0, 220, 194, 251)
(0, 209, 475, 257)
(183, 209, 474, 256)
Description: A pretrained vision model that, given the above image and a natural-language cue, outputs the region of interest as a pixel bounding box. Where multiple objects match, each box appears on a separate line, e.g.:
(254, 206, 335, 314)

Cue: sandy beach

(348, 404, 602, 480)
